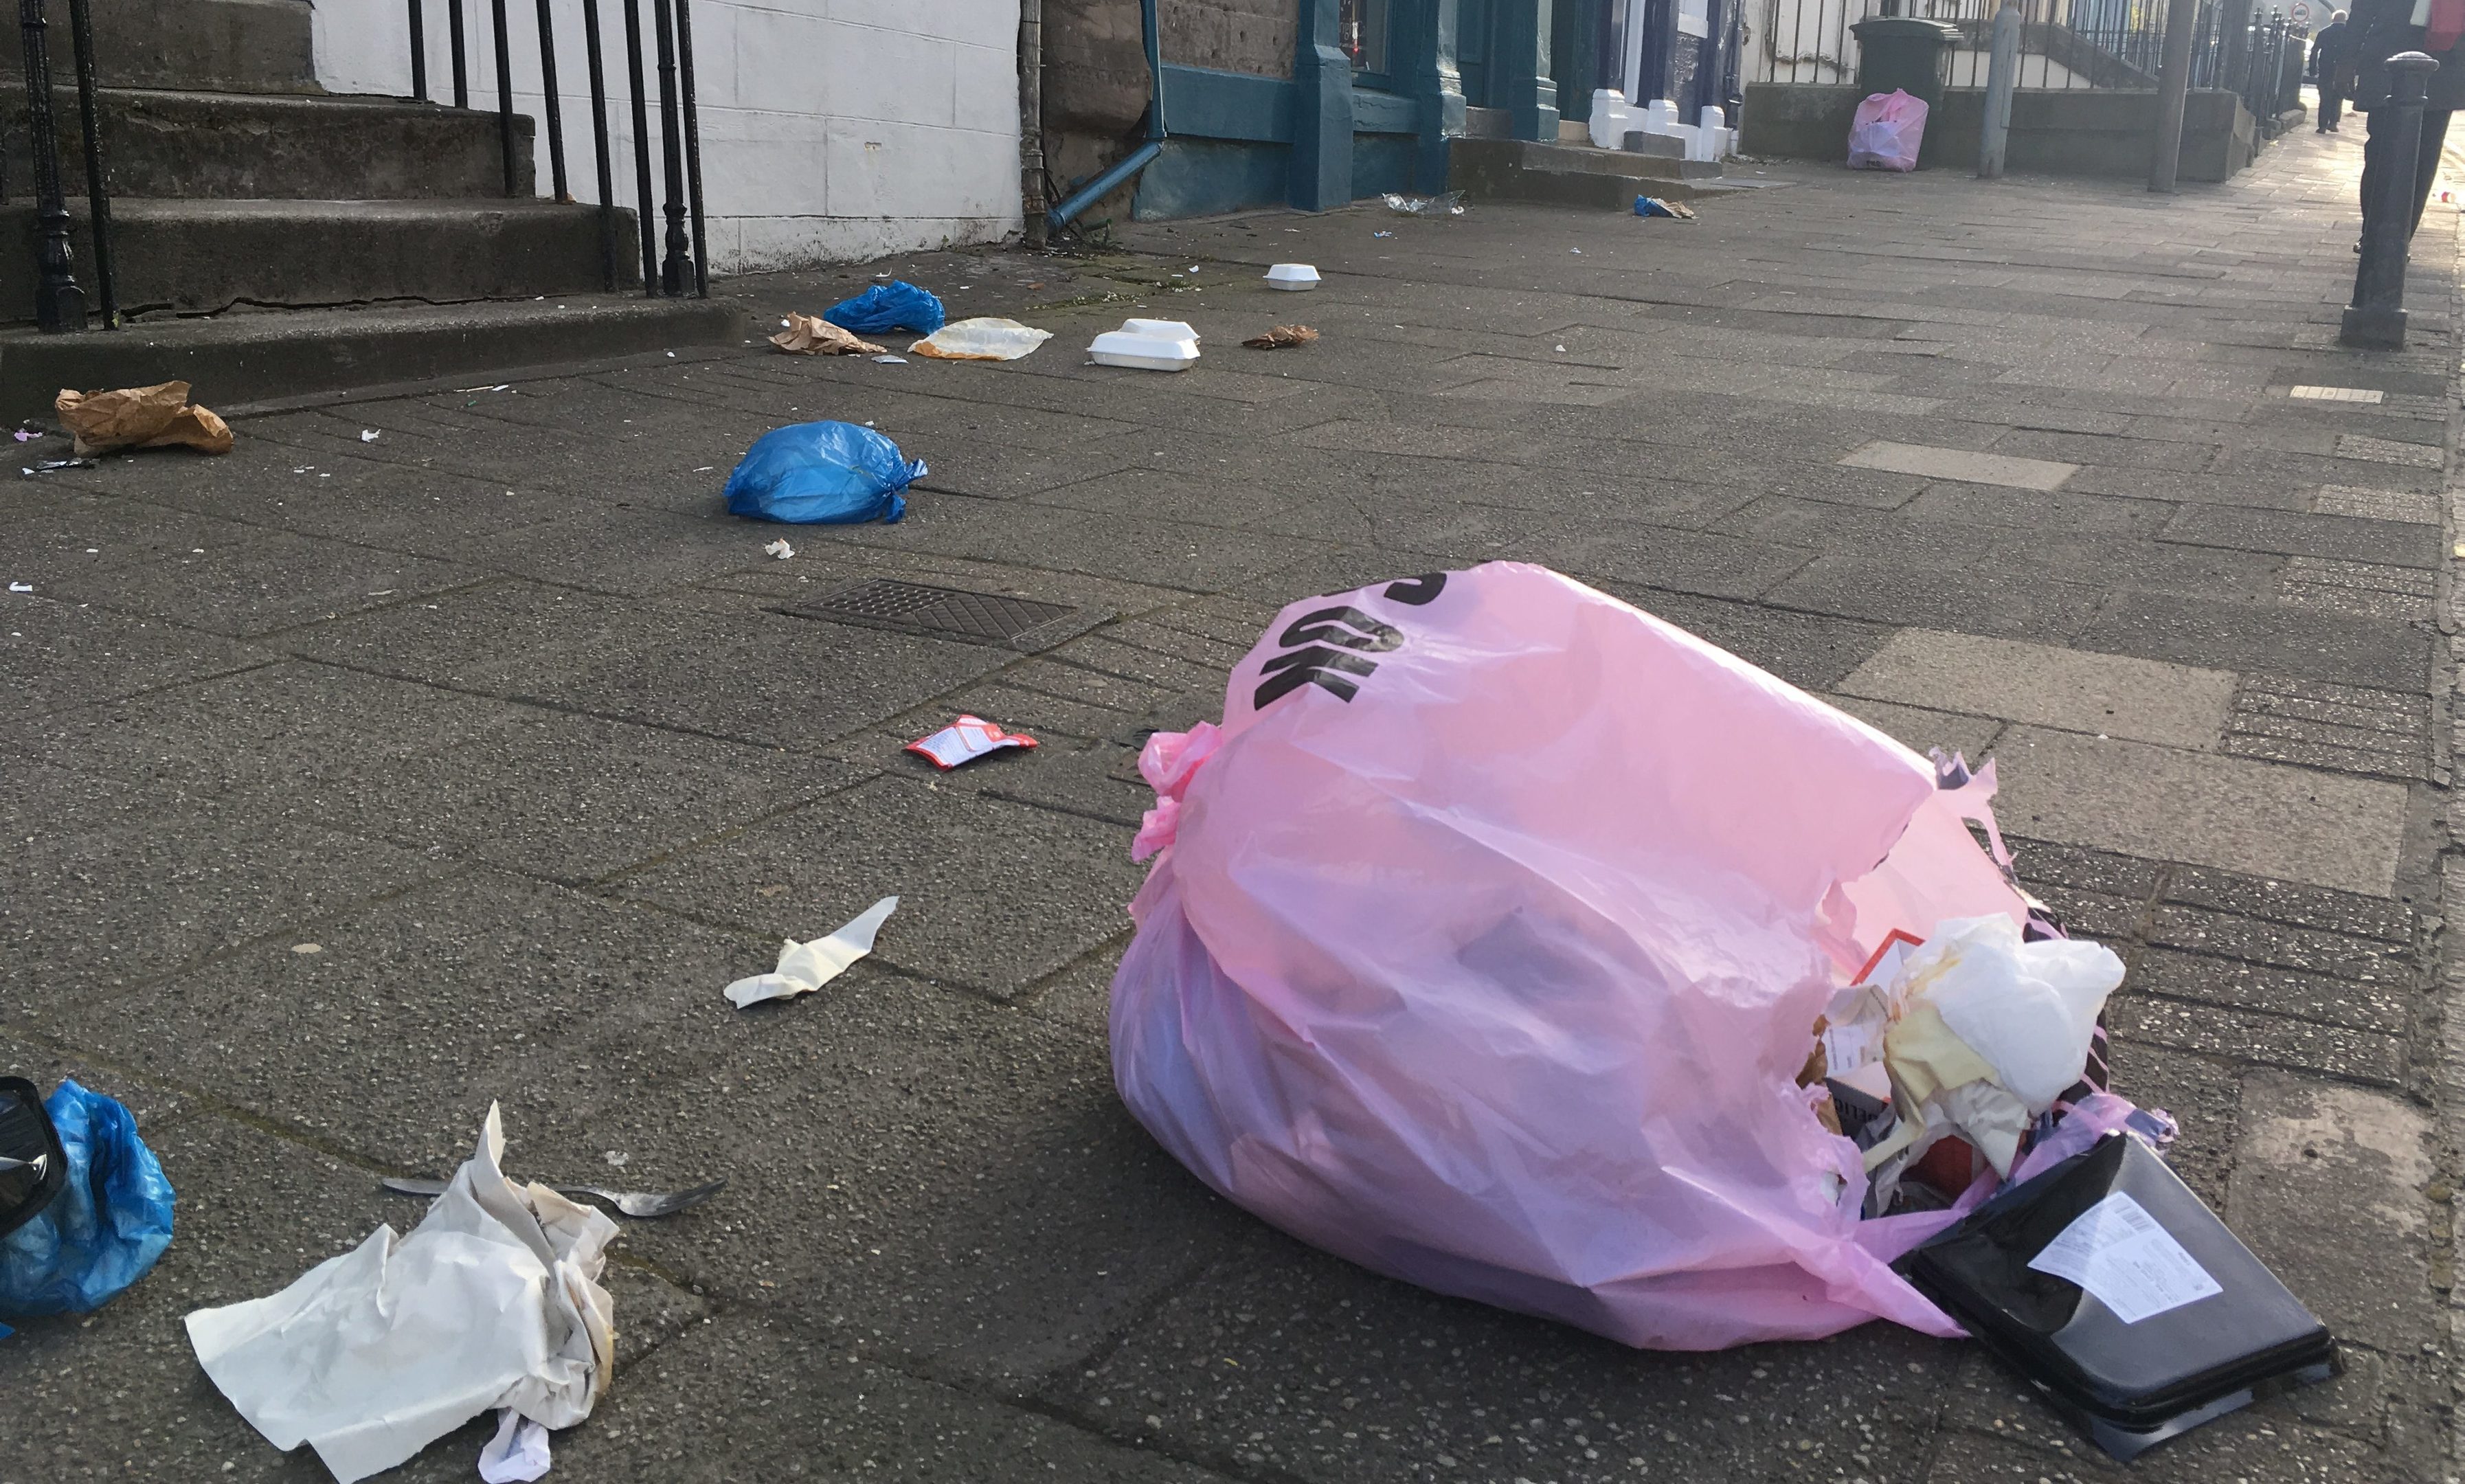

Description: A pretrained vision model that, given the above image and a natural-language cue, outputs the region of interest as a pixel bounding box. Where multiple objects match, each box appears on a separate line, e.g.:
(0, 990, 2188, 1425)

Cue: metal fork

(381, 1175, 725, 1219)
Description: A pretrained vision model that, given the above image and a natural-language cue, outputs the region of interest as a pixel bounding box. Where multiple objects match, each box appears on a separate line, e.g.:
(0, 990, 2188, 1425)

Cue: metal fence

(10, 0, 709, 336)
(402, 0, 710, 298)
(1756, 0, 2307, 104)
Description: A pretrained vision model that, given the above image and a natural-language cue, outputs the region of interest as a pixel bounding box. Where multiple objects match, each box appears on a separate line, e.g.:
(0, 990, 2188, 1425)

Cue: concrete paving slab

(1836, 440, 2078, 493)
(1824, 693, 2005, 761)
(47, 868, 756, 1170)
(3, 659, 518, 794)
(1049, 1226, 1957, 1484)
(548, 1316, 1224, 1481)
(288, 707, 874, 884)
(38, 527, 488, 640)
(2, 791, 462, 1007)
(503, 973, 1244, 1388)
(2230, 1072, 2440, 1356)
(2163, 504, 2438, 568)
(1766, 552, 2106, 639)
(1992, 726, 2408, 897)
(462, 603, 1017, 753)
(0, 593, 271, 715)
(2077, 590, 2433, 692)
(1838, 630, 2236, 748)
(614, 775, 1145, 998)
(2316, 484, 2441, 523)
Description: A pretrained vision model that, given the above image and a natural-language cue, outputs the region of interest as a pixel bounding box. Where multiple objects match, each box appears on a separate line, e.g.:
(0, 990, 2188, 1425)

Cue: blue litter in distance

(724, 421, 925, 525)
(0, 1081, 175, 1338)
(822, 281, 947, 335)
(1634, 196, 1680, 218)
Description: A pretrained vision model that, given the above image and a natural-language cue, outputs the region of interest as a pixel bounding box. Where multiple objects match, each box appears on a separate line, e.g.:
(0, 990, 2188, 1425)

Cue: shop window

(1342, 0, 1391, 76)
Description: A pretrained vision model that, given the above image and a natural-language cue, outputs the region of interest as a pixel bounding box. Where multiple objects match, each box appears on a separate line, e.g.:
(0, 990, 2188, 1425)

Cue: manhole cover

(795, 578, 1074, 646)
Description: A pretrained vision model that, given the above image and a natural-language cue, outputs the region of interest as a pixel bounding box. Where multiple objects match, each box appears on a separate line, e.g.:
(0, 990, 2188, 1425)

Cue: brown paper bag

(770, 313, 886, 356)
(56, 381, 234, 456)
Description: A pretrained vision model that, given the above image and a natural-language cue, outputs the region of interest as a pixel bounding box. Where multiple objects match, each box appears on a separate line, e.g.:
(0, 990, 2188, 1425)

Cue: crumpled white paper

(724, 896, 899, 1008)
(185, 1106, 618, 1484)
(479, 1408, 554, 1482)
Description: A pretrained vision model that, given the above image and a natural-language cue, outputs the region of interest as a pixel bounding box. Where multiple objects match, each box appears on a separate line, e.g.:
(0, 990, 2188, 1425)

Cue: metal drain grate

(802, 578, 1074, 645)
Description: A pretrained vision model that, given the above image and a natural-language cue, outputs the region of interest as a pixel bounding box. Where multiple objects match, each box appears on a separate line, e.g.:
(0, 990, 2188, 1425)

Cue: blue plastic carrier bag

(723, 421, 924, 524)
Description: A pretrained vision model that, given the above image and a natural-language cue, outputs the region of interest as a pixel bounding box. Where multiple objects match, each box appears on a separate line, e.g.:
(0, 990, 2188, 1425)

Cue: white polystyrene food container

(1264, 263, 1320, 291)
(1090, 319, 1201, 372)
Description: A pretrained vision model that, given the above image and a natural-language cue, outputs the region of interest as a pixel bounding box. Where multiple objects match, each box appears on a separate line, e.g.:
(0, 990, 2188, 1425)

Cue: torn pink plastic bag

(1111, 561, 2031, 1351)
(1847, 89, 1928, 172)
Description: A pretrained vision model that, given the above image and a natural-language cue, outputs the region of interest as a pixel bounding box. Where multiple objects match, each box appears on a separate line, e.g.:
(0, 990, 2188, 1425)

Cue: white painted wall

(311, 0, 1022, 274)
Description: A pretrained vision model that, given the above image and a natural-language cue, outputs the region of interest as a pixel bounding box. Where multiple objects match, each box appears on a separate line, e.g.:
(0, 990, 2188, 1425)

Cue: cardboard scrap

(56, 381, 232, 456)
(771, 313, 887, 357)
(1242, 324, 1320, 350)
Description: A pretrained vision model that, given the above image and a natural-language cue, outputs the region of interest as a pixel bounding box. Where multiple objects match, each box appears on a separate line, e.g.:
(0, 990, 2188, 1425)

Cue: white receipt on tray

(2026, 1191, 2221, 1324)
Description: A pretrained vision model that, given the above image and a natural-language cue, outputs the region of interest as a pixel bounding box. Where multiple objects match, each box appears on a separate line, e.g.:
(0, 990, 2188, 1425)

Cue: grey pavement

(3, 121, 2460, 1483)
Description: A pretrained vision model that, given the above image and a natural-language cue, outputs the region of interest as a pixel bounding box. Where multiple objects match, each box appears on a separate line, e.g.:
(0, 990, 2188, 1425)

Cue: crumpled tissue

(1869, 914, 2125, 1178)
(185, 1105, 617, 1484)
(479, 1408, 554, 1483)
(724, 896, 899, 1008)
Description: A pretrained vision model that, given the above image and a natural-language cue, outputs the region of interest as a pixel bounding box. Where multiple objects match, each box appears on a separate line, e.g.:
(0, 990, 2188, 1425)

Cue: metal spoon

(381, 1175, 725, 1219)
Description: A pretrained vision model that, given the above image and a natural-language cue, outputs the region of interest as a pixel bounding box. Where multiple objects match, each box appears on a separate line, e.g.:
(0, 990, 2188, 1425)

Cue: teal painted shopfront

(1131, 0, 1616, 218)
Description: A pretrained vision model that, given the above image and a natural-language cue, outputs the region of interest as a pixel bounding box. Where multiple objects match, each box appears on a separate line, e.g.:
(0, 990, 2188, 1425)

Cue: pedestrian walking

(2349, 0, 2465, 240)
(2312, 10, 2354, 130)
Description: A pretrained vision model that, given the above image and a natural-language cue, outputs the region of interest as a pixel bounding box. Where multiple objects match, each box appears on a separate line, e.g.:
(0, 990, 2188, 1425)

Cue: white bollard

(1698, 106, 1729, 163)
(1588, 89, 1634, 151)
(1643, 98, 1679, 135)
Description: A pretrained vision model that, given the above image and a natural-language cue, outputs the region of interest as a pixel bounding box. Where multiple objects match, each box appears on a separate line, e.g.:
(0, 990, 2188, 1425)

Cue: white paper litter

(725, 896, 899, 1008)
(185, 1106, 617, 1484)
(7, 582, 29, 593)
(359, 429, 380, 442)
(763, 538, 794, 559)
(2026, 1190, 2222, 1323)
(477, 1409, 553, 1482)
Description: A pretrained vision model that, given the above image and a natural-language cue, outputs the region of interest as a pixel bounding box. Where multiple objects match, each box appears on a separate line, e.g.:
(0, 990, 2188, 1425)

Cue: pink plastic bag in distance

(1847, 88, 1927, 171)
(1112, 563, 2032, 1350)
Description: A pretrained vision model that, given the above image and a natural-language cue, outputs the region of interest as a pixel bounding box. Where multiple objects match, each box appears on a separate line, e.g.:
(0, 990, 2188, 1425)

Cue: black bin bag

(1896, 1132, 2338, 1459)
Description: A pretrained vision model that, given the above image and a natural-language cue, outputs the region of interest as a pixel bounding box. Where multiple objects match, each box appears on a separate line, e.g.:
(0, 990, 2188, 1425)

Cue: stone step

(0, 293, 747, 419)
(1, 197, 642, 317)
(1449, 138, 1743, 210)
(8, 87, 536, 200)
(1, 0, 317, 95)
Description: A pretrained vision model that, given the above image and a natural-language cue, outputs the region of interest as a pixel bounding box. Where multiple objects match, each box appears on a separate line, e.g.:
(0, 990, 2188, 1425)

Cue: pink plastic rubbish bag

(1847, 89, 1927, 172)
(1111, 562, 2031, 1351)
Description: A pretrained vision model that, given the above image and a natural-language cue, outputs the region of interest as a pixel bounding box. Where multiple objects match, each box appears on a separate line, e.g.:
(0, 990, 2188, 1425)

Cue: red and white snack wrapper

(905, 715, 1039, 770)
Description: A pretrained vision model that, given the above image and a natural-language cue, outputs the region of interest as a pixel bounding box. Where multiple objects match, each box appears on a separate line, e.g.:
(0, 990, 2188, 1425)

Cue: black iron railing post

(620, 0, 657, 293)
(65, 0, 111, 327)
(2343, 51, 2436, 348)
(675, 0, 707, 296)
(449, 0, 468, 106)
(534, 0, 570, 199)
(490, 0, 516, 194)
(409, 0, 429, 100)
(650, 0, 688, 294)
(581, 0, 620, 289)
(17, 0, 83, 331)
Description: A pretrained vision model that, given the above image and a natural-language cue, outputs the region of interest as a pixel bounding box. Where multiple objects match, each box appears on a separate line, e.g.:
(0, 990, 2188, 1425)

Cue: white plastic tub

(1264, 263, 1320, 291)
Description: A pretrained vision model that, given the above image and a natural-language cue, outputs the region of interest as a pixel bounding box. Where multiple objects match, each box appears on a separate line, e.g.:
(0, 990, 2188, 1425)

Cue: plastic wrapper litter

(1112, 561, 2046, 1350)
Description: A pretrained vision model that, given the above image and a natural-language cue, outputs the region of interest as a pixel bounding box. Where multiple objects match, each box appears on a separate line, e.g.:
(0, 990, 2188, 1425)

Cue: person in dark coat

(2348, 0, 2465, 240)
(2311, 11, 2353, 131)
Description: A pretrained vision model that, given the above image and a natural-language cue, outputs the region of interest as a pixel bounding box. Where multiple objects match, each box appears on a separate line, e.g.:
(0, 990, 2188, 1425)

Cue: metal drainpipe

(1020, 0, 1047, 247)
(1046, 0, 1164, 232)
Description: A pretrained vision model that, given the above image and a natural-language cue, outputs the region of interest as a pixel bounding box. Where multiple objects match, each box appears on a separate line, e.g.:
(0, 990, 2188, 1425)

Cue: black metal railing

(404, 0, 706, 296)
(1756, 0, 2301, 100)
(16, 0, 117, 331)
